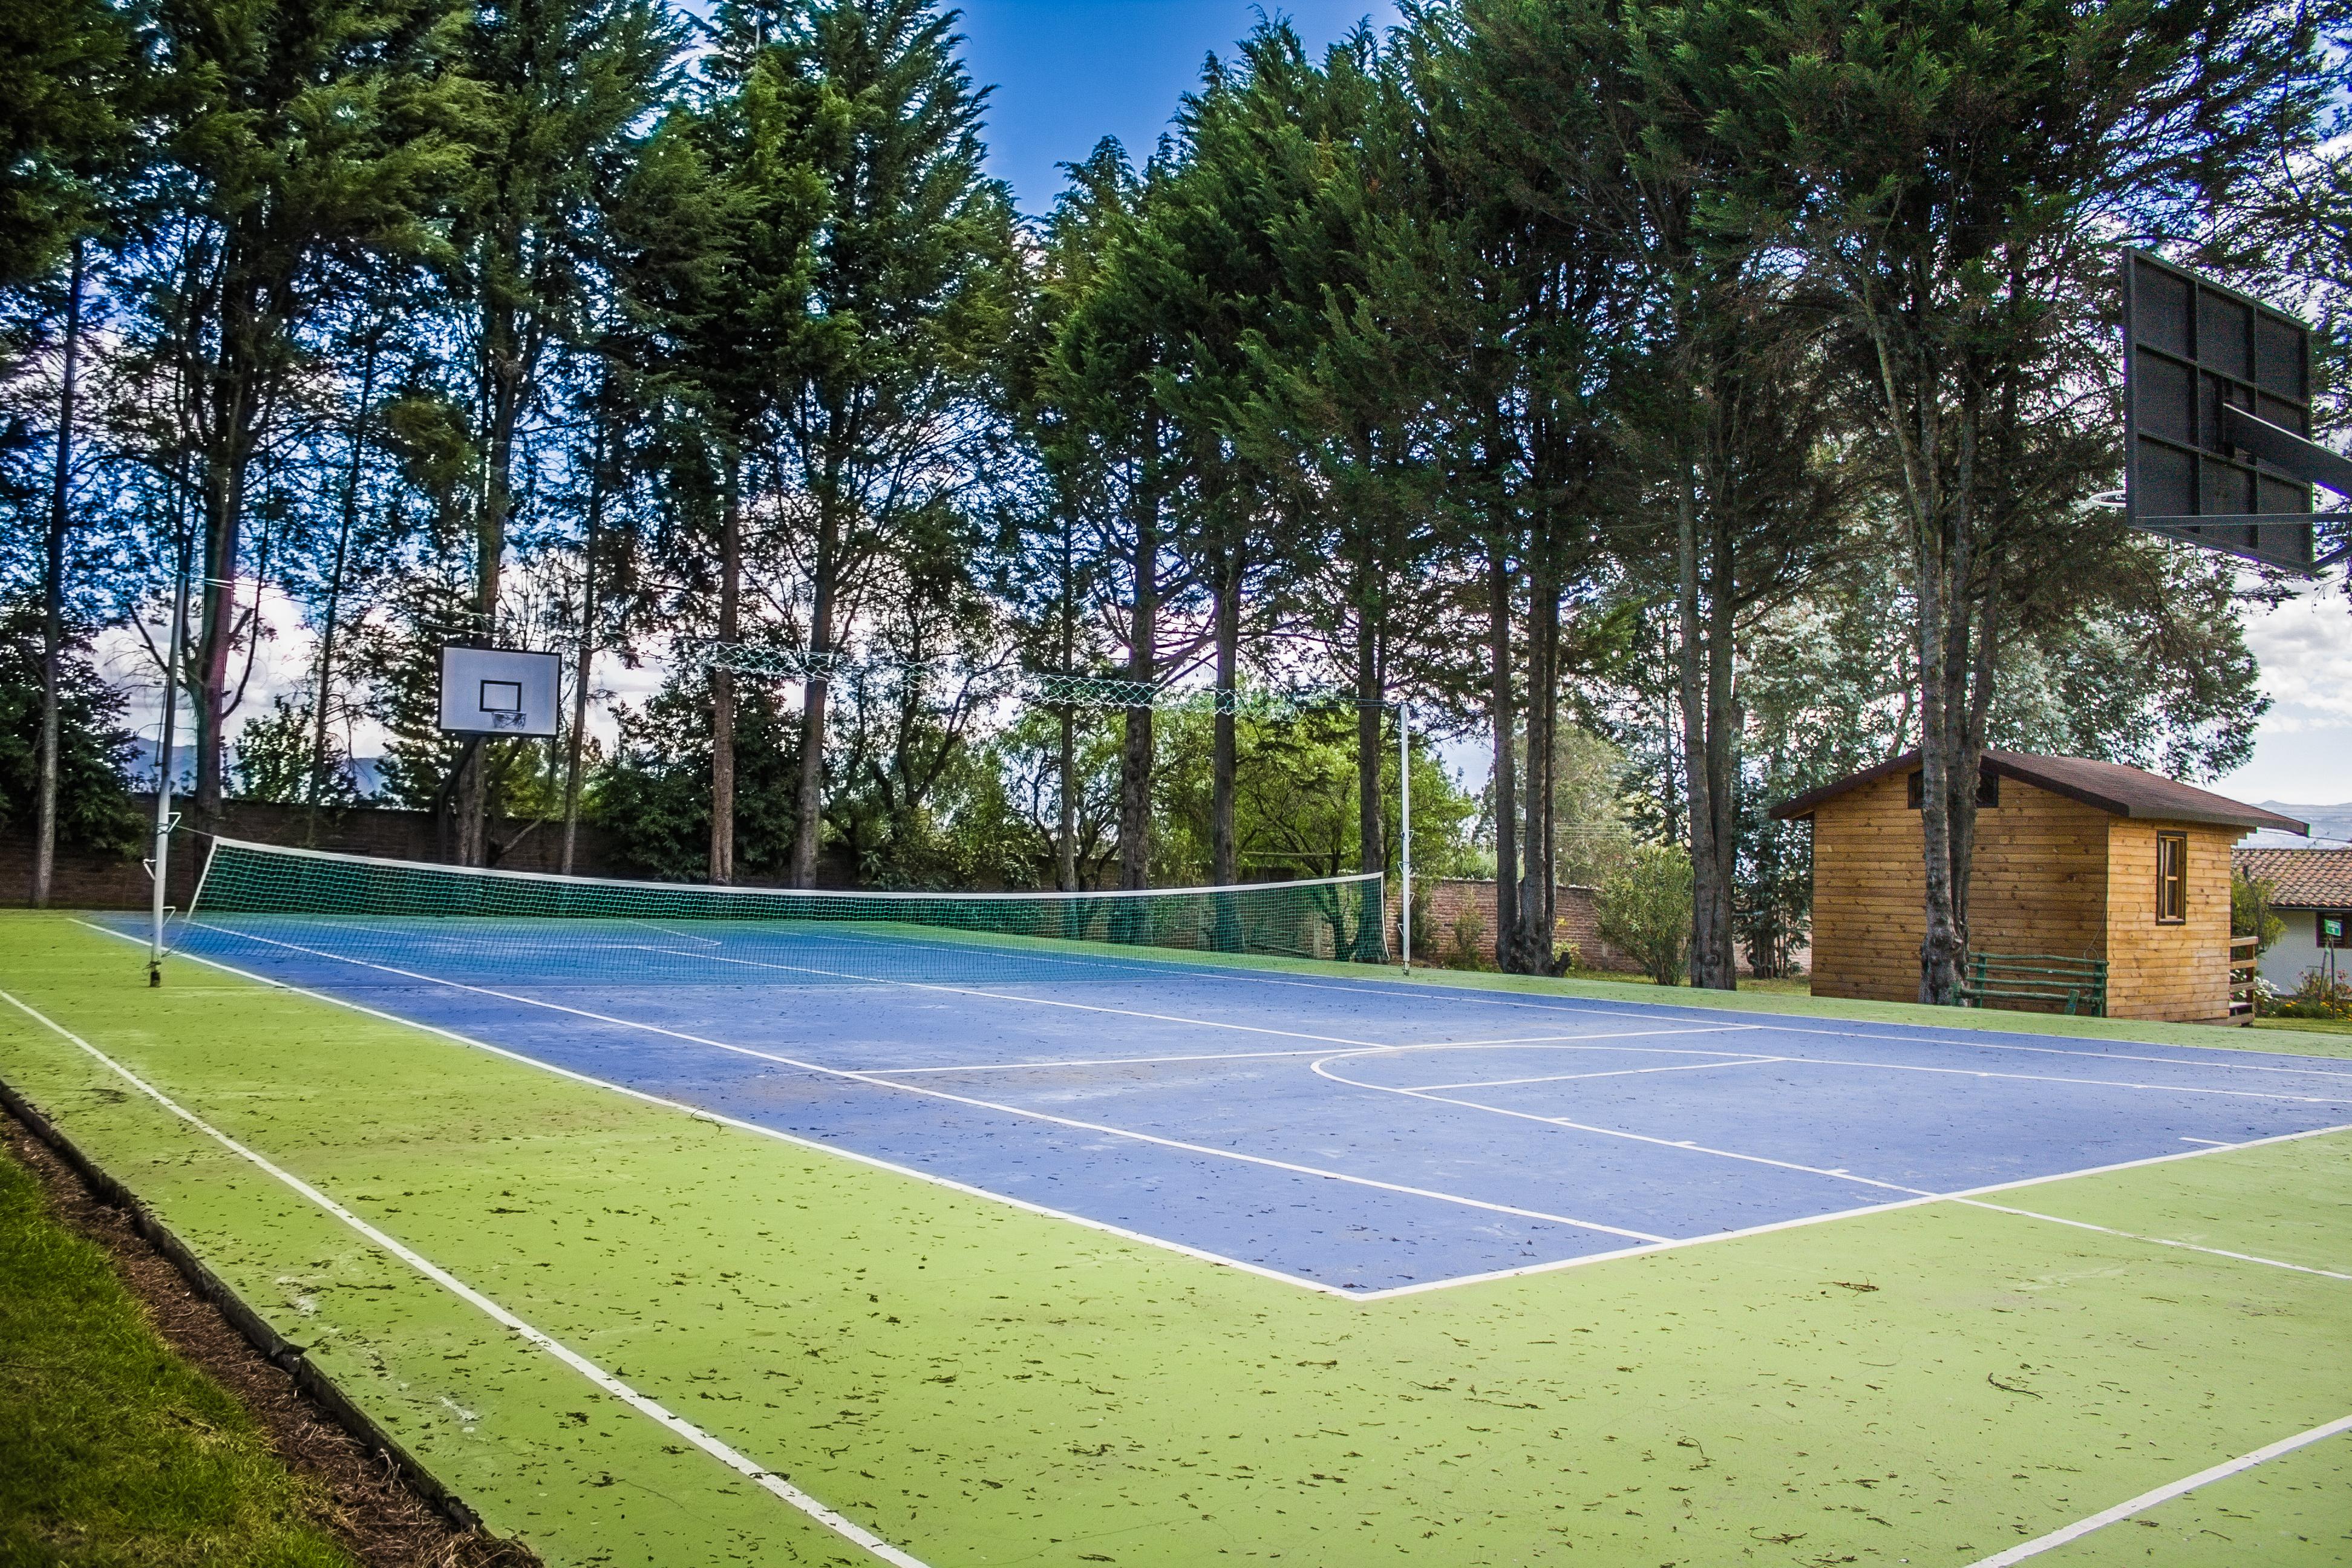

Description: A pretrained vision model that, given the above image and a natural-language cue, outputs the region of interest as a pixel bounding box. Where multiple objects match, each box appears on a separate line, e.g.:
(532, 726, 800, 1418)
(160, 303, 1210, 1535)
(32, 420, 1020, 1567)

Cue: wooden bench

(1956, 953, 2108, 1017)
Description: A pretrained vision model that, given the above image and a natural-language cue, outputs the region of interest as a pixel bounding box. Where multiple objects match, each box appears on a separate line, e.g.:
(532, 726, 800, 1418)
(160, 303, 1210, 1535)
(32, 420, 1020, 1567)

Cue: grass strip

(4, 912, 2348, 1567)
(0, 1114, 358, 1567)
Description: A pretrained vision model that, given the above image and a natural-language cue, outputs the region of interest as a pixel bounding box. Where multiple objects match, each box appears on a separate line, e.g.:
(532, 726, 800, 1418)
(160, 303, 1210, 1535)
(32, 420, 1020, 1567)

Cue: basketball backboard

(438, 645, 561, 737)
(2121, 249, 2348, 573)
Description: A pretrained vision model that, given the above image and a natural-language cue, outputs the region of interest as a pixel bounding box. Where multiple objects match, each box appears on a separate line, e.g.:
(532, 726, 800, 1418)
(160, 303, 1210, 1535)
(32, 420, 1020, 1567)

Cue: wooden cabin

(1771, 751, 2305, 1024)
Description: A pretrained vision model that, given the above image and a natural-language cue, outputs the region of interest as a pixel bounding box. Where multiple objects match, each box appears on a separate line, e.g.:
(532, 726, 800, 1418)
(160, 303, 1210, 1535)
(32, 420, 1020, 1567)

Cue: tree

(0, 594, 141, 860)
(438, 0, 680, 864)
(117, 0, 472, 828)
(0, 0, 126, 302)
(1661, 0, 2337, 1001)
(1038, 142, 1188, 891)
(744, 0, 1018, 890)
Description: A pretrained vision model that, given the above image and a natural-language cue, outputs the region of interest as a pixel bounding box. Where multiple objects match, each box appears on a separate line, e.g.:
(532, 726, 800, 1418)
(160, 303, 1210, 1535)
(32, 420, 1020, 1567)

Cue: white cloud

(2214, 575, 2352, 805)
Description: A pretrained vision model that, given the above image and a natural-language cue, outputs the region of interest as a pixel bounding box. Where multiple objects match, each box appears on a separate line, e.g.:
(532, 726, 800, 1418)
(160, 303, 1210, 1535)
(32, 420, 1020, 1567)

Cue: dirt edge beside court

(0, 1083, 539, 1568)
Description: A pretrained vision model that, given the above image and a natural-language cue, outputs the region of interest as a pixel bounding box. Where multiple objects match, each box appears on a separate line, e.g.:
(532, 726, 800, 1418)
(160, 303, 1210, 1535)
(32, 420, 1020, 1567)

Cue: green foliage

(0, 0, 128, 293)
(0, 597, 140, 856)
(2232, 874, 2285, 956)
(590, 674, 798, 881)
(229, 691, 358, 807)
(2267, 968, 2352, 1023)
(1152, 708, 1480, 886)
(0, 1140, 358, 1567)
(1595, 844, 1694, 987)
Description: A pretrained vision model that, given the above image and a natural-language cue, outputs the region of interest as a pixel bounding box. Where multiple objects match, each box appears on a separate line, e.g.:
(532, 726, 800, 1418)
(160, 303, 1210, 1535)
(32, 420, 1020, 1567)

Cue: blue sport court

(139, 909, 2352, 1299)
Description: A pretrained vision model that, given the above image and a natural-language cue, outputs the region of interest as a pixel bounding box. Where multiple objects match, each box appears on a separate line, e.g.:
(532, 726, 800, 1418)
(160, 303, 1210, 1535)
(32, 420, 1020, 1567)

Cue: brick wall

(1389, 878, 1644, 973)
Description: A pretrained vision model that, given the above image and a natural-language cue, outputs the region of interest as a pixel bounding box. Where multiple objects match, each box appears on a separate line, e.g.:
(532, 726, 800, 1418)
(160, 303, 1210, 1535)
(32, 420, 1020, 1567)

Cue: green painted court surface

(2, 913, 2345, 1566)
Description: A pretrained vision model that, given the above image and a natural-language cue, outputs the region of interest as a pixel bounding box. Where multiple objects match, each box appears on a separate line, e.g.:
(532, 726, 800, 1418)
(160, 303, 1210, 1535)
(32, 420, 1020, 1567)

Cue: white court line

(116, 921, 2352, 1301)
(1407, 1056, 1788, 1093)
(1953, 1199, 2352, 1281)
(180, 912, 2352, 1080)
(1313, 1054, 1938, 1197)
(808, 927, 2352, 1079)
(1351, 1120, 2352, 1301)
(175, 922, 1670, 1247)
(870, 1028, 1752, 1077)
(79, 923, 1365, 1297)
(1963, 1413, 2352, 1566)
(0, 987, 930, 1568)
(1345, 1037, 2352, 1110)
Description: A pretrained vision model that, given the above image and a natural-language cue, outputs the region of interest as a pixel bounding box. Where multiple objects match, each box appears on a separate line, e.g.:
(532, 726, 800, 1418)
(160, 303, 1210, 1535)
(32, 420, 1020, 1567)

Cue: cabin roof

(2231, 848, 2352, 908)
(1768, 749, 2308, 834)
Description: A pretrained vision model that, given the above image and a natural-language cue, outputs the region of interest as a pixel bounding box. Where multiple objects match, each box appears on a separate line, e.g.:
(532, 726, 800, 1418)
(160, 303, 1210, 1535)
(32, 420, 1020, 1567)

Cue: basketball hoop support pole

(1399, 701, 1412, 975)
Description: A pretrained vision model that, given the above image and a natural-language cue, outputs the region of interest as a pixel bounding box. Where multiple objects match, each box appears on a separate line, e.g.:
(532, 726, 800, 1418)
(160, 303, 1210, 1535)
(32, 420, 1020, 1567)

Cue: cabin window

(2319, 912, 2350, 949)
(2155, 832, 2188, 923)
(1906, 770, 1999, 809)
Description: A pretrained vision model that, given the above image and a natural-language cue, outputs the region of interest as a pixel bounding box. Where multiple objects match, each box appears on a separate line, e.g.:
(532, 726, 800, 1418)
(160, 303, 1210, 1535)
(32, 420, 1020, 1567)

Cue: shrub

(1443, 905, 1492, 971)
(1595, 844, 1693, 986)
(2267, 968, 2352, 1022)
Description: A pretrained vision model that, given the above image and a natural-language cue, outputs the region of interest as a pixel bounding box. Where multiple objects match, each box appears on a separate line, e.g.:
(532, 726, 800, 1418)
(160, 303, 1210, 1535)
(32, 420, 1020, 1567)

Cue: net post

(1398, 701, 1411, 975)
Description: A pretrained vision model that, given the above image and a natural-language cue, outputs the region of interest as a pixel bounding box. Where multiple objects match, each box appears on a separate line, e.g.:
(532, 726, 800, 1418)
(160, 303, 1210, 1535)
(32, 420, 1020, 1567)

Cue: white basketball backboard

(439, 645, 561, 737)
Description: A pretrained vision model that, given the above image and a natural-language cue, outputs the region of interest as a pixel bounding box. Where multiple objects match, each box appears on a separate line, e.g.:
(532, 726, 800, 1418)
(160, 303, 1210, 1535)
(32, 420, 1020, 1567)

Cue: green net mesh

(181, 837, 1393, 986)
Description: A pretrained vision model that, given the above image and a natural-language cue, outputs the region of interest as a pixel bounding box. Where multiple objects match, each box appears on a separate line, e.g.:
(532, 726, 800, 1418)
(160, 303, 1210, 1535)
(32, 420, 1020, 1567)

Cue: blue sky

(954, 1, 1402, 212)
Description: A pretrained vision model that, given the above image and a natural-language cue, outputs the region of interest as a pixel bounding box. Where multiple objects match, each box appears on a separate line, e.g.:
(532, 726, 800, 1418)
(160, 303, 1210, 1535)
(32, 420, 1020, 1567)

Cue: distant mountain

(2243, 802, 2352, 849)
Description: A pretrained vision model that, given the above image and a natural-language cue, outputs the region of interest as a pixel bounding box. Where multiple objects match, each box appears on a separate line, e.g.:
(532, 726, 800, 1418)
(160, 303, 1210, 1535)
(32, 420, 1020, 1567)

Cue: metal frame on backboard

(2120, 249, 2349, 573)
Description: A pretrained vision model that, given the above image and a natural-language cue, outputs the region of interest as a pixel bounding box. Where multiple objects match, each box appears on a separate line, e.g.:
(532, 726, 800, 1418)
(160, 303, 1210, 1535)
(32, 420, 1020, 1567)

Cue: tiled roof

(2231, 848, 2352, 909)
(1770, 750, 2308, 834)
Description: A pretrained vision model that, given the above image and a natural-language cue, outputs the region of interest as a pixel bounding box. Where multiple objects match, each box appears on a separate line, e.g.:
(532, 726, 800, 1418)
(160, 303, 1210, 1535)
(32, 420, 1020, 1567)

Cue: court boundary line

(0, 984, 931, 1568)
(91, 920, 2352, 1302)
(174, 920, 1674, 1247)
(1952, 1198, 2352, 1281)
(182, 909, 2352, 1080)
(1350, 1120, 2352, 1299)
(733, 921, 2352, 1077)
(1324, 1042, 2352, 1111)
(74, 920, 1368, 1296)
(869, 1028, 1757, 1077)
(1962, 1412, 2352, 1566)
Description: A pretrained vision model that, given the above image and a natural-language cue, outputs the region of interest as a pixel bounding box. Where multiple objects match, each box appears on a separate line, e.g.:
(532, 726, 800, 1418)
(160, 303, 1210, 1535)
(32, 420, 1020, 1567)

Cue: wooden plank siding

(2103, 820, 2238, 1022)
(1810, 772, 2111, 1005)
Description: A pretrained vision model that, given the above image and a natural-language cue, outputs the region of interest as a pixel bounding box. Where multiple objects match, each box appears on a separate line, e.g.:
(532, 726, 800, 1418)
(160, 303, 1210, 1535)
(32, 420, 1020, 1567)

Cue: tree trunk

(1116, 479, 1158, 893)
(33, 241, 83, 908)
(1511, 554, 1558, 974)
(305, 332, 378, 846)
(459, 305, 523, 867)
(1488, 540, 1517, 970)
(789, 479, 841, 889)
(1210, 544, 1240, 888)
(562, 404, 608, 878)
(1055, 514, 1078, 892)
(710, 455, 742, 884)
(1353, 598, 1388, 963)
(1694, 496, 1742, 990)
(1672, 459, 1713, 990)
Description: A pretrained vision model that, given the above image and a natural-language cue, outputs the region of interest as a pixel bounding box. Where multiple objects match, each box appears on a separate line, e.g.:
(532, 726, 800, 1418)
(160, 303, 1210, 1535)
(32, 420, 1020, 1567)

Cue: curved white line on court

(175, 921, 1674, 1247)
(0, 987, 930, 1568)
(1964, 1413, 2352, 1565)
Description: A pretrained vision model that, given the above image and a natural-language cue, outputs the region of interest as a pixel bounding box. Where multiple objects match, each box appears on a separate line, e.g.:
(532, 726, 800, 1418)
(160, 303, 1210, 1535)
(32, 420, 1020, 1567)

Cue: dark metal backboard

(2122, 249, 2316, 572)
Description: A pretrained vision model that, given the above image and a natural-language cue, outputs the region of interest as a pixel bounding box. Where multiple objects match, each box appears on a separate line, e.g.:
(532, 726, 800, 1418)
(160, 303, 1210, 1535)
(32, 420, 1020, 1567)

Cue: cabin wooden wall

(1809, 773, 2110, 1004)
(2104, 820, 2237, 1022)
